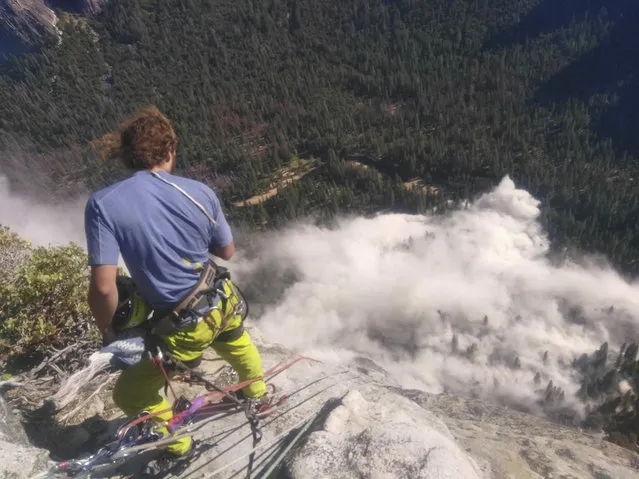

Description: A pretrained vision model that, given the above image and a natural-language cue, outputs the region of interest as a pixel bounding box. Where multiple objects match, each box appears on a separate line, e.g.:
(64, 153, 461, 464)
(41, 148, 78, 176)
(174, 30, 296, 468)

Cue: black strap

(215, 324, 245, 343)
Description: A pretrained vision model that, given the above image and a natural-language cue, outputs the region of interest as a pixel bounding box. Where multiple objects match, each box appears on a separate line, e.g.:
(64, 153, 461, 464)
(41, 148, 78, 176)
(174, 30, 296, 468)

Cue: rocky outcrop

(0, 394, 52, 479)
(400, 388, 639, 479)
(0, 0, 58, 55)
(2, 327, 639, 478)
(0, 0, 110, 56)
(77, 0, 103, 14)
(284, 389, 484, 478)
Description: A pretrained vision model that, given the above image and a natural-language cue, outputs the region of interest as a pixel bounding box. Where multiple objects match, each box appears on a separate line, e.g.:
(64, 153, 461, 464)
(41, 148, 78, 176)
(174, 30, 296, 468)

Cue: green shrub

(0, 226, 100, 363)
(0, 225, 32, 278)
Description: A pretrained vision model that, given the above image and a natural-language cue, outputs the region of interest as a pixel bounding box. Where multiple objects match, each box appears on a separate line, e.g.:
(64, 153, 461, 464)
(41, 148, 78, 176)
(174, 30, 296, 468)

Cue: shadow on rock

(21, 399, 126, 461)
(535, 7, 639, 158)
(482, 0, 628, 52)
(483, 0, 639, 157)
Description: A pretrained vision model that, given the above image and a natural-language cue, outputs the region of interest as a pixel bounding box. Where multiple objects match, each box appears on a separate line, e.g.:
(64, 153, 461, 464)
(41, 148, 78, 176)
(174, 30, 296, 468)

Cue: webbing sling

(148, 170, 247, 339)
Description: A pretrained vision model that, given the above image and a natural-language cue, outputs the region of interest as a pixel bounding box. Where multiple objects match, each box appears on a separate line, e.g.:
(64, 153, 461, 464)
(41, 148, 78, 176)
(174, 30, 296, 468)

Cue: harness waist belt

(152, 259, 221, 335)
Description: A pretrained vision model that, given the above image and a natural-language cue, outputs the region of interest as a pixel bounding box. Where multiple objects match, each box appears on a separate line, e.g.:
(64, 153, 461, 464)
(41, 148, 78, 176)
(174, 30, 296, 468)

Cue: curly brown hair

(92, 105, 178, 170)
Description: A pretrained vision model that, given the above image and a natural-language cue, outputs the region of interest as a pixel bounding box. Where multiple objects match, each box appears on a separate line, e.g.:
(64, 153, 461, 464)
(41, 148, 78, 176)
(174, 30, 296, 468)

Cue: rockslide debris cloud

(231, 175, 639, 419)
(2, 173, 638, 420)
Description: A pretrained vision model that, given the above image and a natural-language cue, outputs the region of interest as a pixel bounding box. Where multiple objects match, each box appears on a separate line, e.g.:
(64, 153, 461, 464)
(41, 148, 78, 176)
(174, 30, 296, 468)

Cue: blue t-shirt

(84, 170, 233, 310)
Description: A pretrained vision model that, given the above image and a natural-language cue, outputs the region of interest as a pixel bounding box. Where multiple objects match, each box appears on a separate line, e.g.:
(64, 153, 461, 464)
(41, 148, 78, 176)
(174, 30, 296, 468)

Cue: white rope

(50, 351, 114, 410)
(151, 171, 217, 225)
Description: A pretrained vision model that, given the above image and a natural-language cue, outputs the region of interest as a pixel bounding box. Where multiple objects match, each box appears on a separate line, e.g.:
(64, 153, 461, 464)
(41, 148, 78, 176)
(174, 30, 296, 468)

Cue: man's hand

(88, 265, 119, 345)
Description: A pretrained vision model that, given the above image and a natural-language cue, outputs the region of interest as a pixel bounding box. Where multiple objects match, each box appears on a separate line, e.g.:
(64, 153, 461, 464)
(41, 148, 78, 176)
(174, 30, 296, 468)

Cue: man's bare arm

(211, 241, 235, 261)
(88, 265, 119, 343)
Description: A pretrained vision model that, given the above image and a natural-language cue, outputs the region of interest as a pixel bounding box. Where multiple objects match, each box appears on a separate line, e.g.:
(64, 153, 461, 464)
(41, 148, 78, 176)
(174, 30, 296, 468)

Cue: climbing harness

(110, 255, 250, 342)
(150, 256, 249, 336)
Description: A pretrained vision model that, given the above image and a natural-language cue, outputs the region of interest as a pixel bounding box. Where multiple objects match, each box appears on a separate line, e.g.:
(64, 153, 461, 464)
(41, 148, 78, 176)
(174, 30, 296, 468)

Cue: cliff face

(0, 0, 58, 55)
(46, 0, 106, 15)
(78, 0, 104, 14)
(0, 0, 108, 56)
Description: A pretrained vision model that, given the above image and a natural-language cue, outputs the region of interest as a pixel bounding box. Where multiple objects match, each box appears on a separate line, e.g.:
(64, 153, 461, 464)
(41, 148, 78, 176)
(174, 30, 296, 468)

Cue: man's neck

(149, 163, 172, 173)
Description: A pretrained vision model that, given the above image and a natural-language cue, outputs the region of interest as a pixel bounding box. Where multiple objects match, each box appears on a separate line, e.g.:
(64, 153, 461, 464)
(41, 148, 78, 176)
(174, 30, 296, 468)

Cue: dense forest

(0, 0, 638, 275)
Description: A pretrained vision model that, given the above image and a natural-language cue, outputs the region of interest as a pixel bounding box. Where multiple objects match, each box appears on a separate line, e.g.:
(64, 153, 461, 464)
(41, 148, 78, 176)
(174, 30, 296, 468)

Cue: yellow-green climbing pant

(113, 280, 266, 456)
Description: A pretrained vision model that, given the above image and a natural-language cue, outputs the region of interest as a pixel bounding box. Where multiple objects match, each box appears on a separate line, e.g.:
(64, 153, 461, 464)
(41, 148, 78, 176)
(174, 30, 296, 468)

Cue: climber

(83, 105, 267, 473)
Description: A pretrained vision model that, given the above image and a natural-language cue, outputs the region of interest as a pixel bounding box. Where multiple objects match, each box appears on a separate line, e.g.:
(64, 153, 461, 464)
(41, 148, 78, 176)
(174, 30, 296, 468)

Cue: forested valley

(4, 0, 639, 455)
(1, 0, 638, 275)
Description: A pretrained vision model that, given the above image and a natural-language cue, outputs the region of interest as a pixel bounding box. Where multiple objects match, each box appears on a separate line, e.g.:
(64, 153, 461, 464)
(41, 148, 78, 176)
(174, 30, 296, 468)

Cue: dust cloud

(233, 176, 639, 417)
(0, 174, 87, 247)
(2, 172, 638, 417)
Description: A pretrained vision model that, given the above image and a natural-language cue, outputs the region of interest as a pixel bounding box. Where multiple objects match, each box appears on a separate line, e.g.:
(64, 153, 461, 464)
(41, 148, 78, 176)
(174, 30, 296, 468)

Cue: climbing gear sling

(148, 258, 249, 340)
